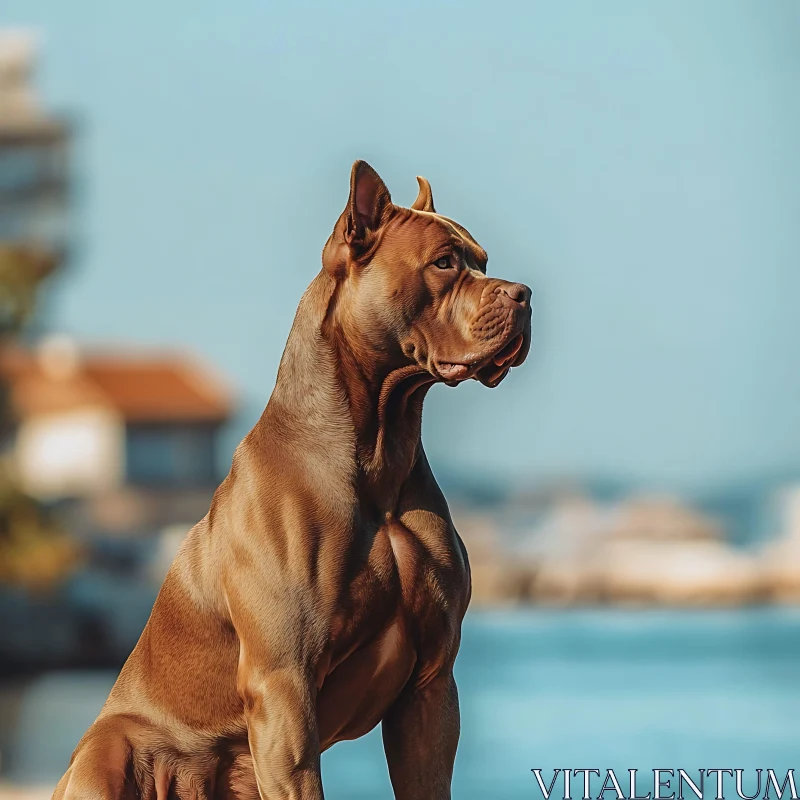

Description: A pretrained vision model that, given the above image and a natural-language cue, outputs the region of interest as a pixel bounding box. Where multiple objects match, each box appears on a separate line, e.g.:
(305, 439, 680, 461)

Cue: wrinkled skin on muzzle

(431, 268, 532, 387)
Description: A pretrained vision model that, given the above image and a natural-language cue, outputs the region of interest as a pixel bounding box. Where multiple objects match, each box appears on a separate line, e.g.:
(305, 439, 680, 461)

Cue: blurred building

(0, 337, 234, 672)
(0, 337, 233, 537)
(455, 487, 800, 608)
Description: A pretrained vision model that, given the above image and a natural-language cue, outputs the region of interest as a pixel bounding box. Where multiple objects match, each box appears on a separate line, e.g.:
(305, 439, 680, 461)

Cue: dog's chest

(315, 518, 464, 748)
(335, 517, 460, 652)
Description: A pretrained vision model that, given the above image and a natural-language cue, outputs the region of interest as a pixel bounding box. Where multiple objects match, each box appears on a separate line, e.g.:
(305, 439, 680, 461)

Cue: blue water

(3, 609, 799, 799)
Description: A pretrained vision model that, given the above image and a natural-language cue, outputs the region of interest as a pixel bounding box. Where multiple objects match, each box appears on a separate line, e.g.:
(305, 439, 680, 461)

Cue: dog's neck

(265, 271, 434, 514)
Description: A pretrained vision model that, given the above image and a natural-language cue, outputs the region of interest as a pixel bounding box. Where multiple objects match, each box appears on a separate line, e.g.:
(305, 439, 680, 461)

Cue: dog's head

(322, 161, 531, 388)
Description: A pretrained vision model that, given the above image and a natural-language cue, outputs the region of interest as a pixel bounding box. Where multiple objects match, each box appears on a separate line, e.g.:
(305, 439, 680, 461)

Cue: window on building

(125, 423, 216, 487)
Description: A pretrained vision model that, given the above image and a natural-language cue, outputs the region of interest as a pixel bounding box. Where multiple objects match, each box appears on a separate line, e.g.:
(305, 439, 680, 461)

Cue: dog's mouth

(436, 330, 527, 388)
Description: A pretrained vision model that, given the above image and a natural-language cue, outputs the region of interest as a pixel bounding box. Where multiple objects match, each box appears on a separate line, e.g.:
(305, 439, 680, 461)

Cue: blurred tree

(0, 461, 78, 589)
(0, 245, 58, 336)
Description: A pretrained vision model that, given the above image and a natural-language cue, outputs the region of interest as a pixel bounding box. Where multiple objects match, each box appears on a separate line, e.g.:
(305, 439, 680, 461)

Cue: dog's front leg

(238, 660, 324, 800)
(381, 671, 460, 800)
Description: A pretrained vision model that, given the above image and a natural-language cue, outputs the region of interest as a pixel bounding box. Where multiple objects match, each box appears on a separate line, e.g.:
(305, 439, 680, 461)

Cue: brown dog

(52, 161, 531, 800)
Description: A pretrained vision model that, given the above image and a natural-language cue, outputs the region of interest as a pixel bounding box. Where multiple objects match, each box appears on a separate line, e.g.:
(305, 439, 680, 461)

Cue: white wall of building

(17, 407, 124, 499)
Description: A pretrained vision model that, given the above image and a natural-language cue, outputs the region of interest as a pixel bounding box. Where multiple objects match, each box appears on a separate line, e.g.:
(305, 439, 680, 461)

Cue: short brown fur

(52, 161, 532, 800)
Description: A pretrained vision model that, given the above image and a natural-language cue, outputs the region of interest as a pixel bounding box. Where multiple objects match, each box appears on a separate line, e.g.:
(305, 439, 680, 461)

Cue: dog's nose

(500, 282, 531, 308)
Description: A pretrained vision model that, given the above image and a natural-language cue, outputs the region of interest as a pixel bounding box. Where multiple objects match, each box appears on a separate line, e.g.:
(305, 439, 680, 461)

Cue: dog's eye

(434, 257, 452, 270)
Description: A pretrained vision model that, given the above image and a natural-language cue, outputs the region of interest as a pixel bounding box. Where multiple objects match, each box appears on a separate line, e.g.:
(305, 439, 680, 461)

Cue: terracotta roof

(0, 346, 234, 423)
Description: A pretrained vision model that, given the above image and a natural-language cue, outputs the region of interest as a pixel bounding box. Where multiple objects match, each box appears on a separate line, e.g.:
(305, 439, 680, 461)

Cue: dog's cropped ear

(411, 176, 435, 213)
(345, 160, 392, 248)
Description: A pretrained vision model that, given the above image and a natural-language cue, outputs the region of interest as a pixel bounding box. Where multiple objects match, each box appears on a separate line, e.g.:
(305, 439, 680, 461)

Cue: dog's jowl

(53, 161, 532, 800)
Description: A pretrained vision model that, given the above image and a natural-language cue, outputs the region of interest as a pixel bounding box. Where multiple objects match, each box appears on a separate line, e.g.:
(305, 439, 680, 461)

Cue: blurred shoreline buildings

(453, 487, 800, 607)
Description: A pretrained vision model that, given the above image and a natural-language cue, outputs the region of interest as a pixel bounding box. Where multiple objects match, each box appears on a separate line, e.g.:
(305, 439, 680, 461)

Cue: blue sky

(5, 1, 800, 493)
